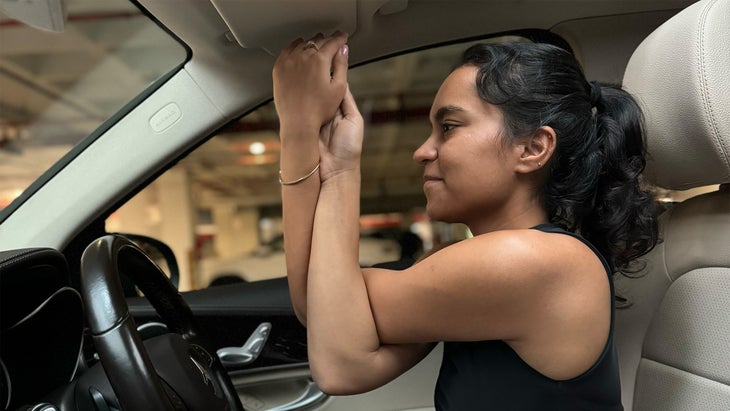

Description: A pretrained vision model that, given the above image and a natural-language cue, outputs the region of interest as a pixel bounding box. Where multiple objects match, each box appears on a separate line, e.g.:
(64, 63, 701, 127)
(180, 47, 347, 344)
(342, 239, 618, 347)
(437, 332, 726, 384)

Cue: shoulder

(425, 228, 611, 334)
(429, 228, 604, 281)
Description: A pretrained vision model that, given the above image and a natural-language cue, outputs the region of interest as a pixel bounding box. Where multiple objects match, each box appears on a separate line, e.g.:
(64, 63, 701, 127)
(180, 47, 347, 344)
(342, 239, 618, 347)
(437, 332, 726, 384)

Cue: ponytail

(461, 43, 658, 272)
(579, 83, 658, 272)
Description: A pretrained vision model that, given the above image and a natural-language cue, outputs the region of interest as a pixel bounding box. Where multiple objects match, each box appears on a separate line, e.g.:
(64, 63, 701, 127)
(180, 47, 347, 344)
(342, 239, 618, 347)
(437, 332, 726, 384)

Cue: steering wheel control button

(190, 356, 214, 388)
(190, 344, 215, 367)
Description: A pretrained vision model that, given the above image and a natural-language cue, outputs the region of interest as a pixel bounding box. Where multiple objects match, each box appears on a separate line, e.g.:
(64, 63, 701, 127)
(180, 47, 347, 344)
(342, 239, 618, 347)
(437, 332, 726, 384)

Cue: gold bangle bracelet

(278, 162, 320, 185)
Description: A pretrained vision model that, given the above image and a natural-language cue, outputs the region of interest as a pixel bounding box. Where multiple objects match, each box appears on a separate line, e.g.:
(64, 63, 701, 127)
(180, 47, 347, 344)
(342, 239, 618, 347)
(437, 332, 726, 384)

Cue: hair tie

(589, 81, 603, 108)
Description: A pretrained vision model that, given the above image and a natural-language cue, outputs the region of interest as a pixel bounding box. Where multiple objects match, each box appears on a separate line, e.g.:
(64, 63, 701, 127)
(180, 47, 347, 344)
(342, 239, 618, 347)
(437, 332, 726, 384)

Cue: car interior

(0, 0, 728, 410)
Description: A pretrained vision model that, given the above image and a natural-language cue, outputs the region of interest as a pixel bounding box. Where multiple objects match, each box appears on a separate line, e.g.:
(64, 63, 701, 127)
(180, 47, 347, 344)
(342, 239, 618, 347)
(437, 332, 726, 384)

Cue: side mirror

(114, 233, 180, 290)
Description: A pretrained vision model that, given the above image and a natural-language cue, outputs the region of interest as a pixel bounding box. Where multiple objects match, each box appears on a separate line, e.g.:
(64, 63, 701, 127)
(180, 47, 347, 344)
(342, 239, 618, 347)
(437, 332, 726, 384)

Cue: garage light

(249, 141, 266, 155)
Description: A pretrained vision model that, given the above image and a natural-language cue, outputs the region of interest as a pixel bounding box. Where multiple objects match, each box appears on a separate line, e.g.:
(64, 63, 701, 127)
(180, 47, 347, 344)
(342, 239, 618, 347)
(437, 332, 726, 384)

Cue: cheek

(455, 149, 515, 201)
(454, 138, 505, 178)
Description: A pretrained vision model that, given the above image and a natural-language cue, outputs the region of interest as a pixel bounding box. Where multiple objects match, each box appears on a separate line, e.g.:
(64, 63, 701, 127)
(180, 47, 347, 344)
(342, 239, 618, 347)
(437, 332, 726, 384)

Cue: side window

(106, 39, 530, 291)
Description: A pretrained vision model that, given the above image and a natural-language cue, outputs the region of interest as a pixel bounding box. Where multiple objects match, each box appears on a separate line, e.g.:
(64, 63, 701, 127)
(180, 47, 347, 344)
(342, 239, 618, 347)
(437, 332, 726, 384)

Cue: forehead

(435, 66, 478, 101)
(429, 65, 495, 120)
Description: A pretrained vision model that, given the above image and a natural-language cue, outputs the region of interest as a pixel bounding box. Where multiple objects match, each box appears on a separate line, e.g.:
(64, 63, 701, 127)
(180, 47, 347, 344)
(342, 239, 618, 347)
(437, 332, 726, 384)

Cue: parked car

(202, 234, 400, 285)
(1, 0, 727, 410)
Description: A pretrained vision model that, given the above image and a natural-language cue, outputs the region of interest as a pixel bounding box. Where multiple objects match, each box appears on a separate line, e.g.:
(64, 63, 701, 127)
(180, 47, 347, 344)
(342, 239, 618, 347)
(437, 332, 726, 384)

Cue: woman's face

(414, 65, 523, 231)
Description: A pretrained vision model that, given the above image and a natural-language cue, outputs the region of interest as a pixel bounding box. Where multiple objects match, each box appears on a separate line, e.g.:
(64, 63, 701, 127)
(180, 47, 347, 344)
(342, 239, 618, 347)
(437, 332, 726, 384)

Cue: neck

(467, 192, 548, 236)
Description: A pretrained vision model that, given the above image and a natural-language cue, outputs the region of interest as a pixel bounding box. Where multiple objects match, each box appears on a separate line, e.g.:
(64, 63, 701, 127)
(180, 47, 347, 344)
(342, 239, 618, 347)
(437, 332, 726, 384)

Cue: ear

(514, 126, 556, 174)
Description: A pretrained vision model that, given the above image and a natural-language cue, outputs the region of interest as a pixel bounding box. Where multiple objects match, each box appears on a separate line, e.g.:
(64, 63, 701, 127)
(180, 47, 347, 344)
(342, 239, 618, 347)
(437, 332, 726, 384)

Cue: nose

(413, 135, 437, 165)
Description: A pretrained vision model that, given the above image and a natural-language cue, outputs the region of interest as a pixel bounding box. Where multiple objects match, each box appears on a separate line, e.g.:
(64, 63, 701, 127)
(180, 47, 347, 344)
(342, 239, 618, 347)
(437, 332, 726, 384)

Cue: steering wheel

(80, 235, 244, 411)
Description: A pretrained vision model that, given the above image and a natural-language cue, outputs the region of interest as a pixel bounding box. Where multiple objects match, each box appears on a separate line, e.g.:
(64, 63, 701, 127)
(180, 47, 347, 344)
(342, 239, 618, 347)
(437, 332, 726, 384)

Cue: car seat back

(618, 0, 730, 409)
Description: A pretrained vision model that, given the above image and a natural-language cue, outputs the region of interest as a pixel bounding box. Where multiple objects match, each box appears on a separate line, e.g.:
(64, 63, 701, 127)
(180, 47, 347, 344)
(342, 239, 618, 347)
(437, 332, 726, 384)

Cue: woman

(273, 33, 657, 409)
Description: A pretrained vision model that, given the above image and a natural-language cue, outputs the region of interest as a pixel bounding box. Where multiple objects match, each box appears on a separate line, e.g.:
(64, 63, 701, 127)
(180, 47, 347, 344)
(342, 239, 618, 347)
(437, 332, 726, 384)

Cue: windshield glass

(0, 0, 186, 211)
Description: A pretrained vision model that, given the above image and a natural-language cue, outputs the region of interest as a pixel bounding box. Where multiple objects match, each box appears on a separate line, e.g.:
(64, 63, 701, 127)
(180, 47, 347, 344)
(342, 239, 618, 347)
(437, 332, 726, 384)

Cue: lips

(423, 175, 442, 191)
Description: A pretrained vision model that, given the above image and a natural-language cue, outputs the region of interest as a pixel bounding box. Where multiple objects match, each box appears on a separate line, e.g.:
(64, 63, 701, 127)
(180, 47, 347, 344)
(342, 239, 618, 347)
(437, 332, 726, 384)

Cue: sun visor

(209, 0, 360, 55)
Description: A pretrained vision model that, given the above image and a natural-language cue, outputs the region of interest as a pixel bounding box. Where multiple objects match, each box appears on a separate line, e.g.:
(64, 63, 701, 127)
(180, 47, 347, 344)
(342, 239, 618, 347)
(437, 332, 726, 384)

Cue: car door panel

(128, 277, 440, 410)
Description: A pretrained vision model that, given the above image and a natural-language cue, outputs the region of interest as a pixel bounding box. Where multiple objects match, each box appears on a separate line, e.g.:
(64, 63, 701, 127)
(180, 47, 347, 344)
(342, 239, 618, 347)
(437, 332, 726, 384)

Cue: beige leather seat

(617, 0, 730, 409)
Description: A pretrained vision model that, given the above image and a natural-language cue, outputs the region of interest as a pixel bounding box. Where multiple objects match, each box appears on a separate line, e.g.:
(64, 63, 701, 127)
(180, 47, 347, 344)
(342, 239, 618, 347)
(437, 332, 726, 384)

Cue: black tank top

(434, 224, 623, 410)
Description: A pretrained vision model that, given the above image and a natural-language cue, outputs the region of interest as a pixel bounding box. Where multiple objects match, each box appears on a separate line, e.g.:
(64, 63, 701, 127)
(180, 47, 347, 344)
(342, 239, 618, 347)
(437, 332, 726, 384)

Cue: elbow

(309, 360, 377, 396)
(313, 377, 357, 396)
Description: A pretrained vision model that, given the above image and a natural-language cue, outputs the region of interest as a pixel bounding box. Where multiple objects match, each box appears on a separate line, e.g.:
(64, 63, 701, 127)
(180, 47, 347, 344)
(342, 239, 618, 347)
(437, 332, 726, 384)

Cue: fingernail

(341, 44, 349, 56)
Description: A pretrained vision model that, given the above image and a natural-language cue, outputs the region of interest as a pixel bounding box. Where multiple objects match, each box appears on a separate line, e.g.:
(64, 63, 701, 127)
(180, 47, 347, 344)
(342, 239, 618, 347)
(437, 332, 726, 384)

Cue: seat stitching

(698, 0, 730, 174)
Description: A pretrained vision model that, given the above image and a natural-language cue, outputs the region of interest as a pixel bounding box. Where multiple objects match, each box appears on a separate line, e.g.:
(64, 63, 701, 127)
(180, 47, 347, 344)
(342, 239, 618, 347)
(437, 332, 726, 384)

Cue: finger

(321, 30, 343, 45)
(339, 85, 361, 119)
(319, 31, 348, 57)
(318, 135, 329, 160)
(330, 41, 349, 86)
(283, 37, 305, 56)
(299, 32, 325, 53)
(319, 119, 333, 147)
(310, 32, 325, 43)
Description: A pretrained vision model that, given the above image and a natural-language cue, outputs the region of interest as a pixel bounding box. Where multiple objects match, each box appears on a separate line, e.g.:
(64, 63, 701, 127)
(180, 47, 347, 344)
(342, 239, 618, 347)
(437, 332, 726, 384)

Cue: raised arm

(273, 33, 349, 324)
(274, 35, 435, 392)
(306, 86, 435, 395)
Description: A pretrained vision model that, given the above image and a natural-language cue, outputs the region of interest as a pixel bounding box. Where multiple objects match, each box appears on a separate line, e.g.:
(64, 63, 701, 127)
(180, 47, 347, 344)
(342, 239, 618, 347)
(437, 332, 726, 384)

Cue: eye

(441, 123, 457, 134)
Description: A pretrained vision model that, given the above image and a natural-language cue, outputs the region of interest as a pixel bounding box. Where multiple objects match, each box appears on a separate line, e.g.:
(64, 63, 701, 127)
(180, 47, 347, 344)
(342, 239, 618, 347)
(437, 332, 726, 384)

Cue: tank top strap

(530, 223, 612, 277)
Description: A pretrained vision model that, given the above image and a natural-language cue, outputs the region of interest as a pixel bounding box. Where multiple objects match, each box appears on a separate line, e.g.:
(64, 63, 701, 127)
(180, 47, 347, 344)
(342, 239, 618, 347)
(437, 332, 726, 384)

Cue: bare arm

(306, 89, 435, 395)
(309, 228, 612, 391)
(279, 132, 319, 324)
(273, 33, 349, 324)
(275, 38, 435, 392)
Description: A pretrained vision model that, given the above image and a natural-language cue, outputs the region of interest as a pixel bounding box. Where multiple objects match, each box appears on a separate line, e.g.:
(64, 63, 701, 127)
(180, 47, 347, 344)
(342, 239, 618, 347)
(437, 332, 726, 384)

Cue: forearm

(307, 168, 375, 381)
(280, 125, 320, 325)
(307, 170, 428, 393)
(273, 32, 350, 326)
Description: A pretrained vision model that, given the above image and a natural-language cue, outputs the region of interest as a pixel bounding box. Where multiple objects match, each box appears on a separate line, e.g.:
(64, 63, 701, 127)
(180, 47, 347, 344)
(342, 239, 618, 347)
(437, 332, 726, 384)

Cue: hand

(273, 32, 350, 134)
(318, 85, 364, 182)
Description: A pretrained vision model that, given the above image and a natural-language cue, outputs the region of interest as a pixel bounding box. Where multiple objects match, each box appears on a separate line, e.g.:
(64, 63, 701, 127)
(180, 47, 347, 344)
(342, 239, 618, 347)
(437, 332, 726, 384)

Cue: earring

(537, 162, 542, 167)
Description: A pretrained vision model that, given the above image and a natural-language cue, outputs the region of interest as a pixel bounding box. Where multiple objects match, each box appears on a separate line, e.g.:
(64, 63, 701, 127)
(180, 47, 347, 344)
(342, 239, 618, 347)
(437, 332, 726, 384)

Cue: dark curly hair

(460, 42, 658, 273)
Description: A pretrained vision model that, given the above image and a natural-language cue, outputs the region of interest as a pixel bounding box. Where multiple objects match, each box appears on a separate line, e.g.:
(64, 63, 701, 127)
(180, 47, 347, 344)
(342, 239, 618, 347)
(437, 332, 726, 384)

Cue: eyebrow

(432, 105, 466, 122)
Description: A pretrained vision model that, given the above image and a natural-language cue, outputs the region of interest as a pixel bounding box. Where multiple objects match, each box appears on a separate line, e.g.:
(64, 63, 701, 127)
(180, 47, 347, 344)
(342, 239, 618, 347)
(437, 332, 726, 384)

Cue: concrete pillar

(212, 202, 260, 260)
(105, 169, 195, 290)
(157, 169, 196, 291)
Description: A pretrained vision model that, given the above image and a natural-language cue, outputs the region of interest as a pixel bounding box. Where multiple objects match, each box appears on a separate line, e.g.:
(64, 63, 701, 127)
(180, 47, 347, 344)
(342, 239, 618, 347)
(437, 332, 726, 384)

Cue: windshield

(0, 0, 187, 211)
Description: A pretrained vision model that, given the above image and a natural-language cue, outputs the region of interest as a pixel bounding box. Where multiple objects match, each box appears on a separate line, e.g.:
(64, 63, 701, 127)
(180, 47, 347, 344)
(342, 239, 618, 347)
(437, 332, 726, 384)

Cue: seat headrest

(623, 0, 730, 190)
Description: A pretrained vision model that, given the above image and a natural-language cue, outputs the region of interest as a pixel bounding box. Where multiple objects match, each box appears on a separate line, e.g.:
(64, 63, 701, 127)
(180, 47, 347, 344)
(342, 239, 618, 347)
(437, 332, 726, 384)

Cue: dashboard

(0, 249, 84, 410)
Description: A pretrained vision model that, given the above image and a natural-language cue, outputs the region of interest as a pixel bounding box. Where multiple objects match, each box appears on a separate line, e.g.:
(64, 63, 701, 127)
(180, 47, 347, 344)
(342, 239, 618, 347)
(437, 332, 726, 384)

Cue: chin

(425, 203, 458, 224)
